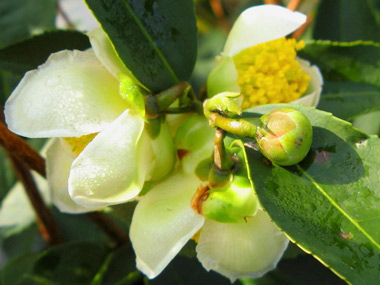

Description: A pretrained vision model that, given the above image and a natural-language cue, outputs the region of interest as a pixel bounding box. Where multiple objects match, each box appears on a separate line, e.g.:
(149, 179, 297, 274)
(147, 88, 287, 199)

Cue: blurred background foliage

(0, 0, 379, 284)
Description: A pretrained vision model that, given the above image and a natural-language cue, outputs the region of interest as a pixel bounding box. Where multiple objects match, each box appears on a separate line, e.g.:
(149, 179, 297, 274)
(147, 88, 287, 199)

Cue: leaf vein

(298, 165, 380, 251)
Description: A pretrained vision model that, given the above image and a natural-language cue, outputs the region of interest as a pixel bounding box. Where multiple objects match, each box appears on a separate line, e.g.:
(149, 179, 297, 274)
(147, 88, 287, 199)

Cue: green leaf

(313, 0, 380, 41)
(1, 252, 39, 285)
(91, 244, 142, 285)
(0, 31, 91, 75)
(300, 41, 380, 88)
(300, 41, 380, 119)
(22, 241, 108, 284)
(244, 103, 380, 284)
(0, 0, 57, 48)
(85, 0, 198, 93)
(318, 91, 380, 121)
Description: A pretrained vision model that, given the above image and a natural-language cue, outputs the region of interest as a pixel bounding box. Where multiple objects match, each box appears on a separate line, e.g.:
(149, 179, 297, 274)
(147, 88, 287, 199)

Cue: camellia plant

(1, 0, 380, 284)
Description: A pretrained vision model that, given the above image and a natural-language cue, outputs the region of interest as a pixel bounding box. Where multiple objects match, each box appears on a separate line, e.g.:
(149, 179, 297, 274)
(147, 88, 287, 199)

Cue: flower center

(64, 133, 97, 156)
(233, 37, 310, 109)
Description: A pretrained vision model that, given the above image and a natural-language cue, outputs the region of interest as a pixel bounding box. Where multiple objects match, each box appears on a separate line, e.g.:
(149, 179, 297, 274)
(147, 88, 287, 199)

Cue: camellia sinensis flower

(4, 28, 175, 213)
(130, 115, 289, 281)
(207, 4, 323, 108)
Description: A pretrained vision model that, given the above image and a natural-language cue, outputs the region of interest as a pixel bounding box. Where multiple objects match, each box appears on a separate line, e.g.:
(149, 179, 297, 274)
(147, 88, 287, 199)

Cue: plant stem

(0, 122, 46, 177)
(8, 153, 62, 245)
(209, 113, 258, 139)
(287, 0, 302, 11)
(87, 212, 129, 247)
(146, 82, 190, 117)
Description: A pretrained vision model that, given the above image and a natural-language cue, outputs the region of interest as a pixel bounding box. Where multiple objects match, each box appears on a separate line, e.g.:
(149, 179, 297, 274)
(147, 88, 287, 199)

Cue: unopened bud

(257, 107, 312, 166)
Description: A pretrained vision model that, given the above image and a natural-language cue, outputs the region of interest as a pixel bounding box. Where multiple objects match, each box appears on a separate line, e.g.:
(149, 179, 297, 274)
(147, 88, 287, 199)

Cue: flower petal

(46, 138, 95, 213)
(224, 5, 306, 56)
(0, 172, 49, 229)
(69, 109, 152, 209)
(292, 58, 324, 107)
(4, 50, 129, 138)
(88, 28, 129, 79)
(196, 209, 289, 282)
(207, 55, 240, 98)
(130, 171, 205, 279)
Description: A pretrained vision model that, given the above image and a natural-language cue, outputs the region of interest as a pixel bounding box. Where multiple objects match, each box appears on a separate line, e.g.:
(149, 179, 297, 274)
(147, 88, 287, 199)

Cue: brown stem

(264, 0, 281, 4)
(287, 0, 302, 11)
(291, 13, 312, 39)
(8, 154, 62, 245)
(56, 0, 75, 29)
(0, 121, 46, 177)
(87, 212, 129, 247)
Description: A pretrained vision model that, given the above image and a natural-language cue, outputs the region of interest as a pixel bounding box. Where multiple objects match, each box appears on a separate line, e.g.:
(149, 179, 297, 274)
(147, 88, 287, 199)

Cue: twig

(8, 154, 62, 245)
(287, 0, 302, 11)
(0, 121, 46, 177)
(291, 13, 313, 39)
(264, 0, 281, 4)
(87, 212, 129, 247)
(56, 0, 75, 29)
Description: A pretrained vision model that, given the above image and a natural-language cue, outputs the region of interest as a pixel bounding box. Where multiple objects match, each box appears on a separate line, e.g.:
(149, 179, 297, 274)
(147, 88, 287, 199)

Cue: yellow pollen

(64, 133, 97, 156)
(233, 37, 310, 109)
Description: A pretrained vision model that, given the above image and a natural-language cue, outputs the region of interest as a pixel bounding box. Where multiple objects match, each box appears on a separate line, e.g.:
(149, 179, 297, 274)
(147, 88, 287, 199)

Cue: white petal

(224, 5, 306, 56)
(148, 120, 176, 182)
(46, 138, 95, 213)
(130, 171, 205, 279)
(69, 110, 152, 209)
(196, 210, 289, 282)
(292, 58, 324, 107)
(88, 28, 129, 79)
(4, 50, 129, 138)
(0, 172, 49, 230)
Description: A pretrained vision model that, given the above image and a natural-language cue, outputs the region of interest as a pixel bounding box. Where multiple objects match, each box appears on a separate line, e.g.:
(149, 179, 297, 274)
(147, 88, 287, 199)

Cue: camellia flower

(129, 4, 323, 281)
(4, 28, 175, 213)
(130, 115, 289, 282)
(207, 4, 323, 109)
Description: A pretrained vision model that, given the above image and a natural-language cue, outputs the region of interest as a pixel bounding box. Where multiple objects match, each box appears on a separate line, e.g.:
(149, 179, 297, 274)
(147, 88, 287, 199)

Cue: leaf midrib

(297, 165, 380, 251)
(121, 0, 179, 85)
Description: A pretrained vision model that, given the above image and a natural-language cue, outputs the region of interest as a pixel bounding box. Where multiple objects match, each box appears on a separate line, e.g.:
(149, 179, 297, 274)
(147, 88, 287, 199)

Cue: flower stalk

(8, 153, 62, 245)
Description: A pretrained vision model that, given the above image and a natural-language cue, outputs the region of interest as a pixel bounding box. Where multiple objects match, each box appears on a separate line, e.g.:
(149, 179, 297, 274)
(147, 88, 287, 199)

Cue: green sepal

(197, 140, 259, 223)
(207, 55, 240, 98)
(119, 73, 145, 117)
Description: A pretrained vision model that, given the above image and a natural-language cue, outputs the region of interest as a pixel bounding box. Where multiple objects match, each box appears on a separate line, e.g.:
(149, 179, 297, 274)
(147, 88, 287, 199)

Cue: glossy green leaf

(1, 252, 39, 285)
(244, 103, 380, 284)
(85, 0, 197, 93)
(313, 0, 380, 41)
(300, 41, 380, 88)
(0, 0, 57, 48)
(318, 91, 380, 121)
(0, 31, 91, 75)
(91, 244, 142, 285)
(300, 41, 380, 120)
(21, 241, 108, 284)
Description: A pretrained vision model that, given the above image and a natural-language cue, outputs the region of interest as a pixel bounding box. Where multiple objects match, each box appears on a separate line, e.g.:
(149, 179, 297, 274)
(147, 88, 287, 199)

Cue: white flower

(4, 28, 175, 213)
(207, 4, 323, 108)
(130, 115, 289, 282)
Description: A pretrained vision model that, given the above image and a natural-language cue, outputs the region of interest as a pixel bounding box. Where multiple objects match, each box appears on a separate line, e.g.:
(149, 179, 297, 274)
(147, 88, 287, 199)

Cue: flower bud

(192, 173, 259, 223)
(191, 146, 259, 223)
(257, 107, 312, 166)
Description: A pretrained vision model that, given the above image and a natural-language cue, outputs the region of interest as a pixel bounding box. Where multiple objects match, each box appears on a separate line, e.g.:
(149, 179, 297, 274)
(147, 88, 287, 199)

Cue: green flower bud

(257, 107, 312, 166)
(192, 173, 259, 223)
(191, 147, 259, 223)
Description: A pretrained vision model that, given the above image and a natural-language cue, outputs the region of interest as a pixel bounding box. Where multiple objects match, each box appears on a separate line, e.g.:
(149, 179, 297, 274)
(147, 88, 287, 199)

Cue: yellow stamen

(191, 229, 201, 243)
(233, 37, 310, 109)
(64, 133, 97, 156)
